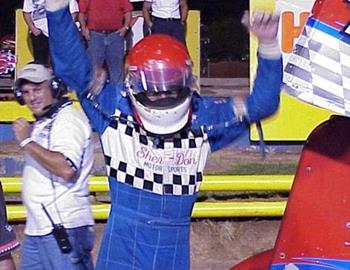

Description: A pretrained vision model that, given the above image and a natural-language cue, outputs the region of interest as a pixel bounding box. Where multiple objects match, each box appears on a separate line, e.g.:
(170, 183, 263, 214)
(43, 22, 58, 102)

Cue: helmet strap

(187, 105, 193, 123)
(132, 107, 144, 128)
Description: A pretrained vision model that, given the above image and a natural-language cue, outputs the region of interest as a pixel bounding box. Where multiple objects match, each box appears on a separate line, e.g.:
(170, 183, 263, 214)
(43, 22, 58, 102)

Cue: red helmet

(126, 34, 193, 93)
(125, 34, 194, 135)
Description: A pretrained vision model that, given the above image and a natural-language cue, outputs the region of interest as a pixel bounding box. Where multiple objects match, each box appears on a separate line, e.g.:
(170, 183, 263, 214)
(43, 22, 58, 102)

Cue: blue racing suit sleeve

(47, 7, 90, 96)
(47, 6, 120, 134)
(192, 55, 282, 152)
(247, 55, 283, 122)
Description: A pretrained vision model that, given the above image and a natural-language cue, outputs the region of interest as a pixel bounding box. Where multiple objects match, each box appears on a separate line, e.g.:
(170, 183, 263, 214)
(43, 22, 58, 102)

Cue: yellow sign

(250, 0, 333, 141)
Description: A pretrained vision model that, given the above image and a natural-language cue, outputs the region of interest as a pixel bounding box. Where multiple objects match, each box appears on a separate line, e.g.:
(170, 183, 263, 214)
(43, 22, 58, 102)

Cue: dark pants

(31, 32, 50, 65)
(151, 18, 187, 45)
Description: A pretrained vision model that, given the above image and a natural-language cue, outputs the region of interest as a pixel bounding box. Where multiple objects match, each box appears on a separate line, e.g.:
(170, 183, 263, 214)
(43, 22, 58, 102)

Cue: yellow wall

(15, 9, 34, 74)
(186, 11, 200, 78)
(249, 0, 333, 141)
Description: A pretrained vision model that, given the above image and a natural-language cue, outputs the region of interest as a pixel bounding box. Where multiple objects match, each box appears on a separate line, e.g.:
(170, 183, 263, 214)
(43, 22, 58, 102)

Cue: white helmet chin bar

(129, 93, 192, 135)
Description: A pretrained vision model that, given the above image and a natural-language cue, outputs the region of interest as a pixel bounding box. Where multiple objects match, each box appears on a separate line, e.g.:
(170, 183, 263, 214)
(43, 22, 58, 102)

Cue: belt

(92, 29, 117, 34)
(152, 16, 181, 22)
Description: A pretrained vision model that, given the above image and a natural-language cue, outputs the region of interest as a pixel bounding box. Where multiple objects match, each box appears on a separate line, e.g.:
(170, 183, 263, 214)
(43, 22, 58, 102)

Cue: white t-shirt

(145, 0, 181, 19)
(22, 102, 94, 236)
(23, 0, 79, 36)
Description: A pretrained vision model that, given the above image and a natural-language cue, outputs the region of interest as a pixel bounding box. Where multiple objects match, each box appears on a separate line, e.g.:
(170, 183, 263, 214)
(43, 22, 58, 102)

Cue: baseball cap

(15, 63, 54, 88)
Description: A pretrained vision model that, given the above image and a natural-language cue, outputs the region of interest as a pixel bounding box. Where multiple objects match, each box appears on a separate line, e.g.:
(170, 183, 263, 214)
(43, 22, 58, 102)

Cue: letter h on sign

(281, 11, 309, 53)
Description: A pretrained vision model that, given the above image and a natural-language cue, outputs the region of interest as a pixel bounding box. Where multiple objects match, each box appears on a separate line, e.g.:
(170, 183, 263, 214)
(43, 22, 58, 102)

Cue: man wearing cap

(12, 63, 95, 270)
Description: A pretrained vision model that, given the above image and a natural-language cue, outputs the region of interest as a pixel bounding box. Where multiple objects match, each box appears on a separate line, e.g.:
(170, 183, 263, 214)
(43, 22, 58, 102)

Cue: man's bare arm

(142, 1, 153, 28)
(180, 0, 188, 24)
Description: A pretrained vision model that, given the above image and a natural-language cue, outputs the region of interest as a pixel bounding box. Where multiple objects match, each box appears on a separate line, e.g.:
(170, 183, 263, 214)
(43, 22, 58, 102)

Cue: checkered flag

(283, 3, 350, 116)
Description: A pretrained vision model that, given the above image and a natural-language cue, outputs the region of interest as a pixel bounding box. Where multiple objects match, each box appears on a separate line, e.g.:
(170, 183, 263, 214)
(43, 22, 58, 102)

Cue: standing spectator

(12, 63, 95, 270)
(22, 0, 79, 65)
(0, 181, 20, 270)
(46, 1, 282, 268)
(78, 0, 133, 88)
(143, 0, 188, 44)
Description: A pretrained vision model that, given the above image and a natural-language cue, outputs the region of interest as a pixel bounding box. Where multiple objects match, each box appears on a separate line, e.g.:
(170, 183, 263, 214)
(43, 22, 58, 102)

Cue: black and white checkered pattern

(105, 158, 203, 195)
(283, 17, 350, 116)
(101, 111, 209, 196)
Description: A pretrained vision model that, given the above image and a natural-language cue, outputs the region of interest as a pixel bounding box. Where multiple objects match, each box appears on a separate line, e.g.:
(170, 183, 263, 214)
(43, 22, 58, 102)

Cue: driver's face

(145, 91, 178, 102)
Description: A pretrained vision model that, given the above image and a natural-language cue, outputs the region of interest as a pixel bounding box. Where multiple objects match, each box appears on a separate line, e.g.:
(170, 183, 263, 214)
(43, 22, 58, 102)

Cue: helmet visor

(127, 64, 193, 95)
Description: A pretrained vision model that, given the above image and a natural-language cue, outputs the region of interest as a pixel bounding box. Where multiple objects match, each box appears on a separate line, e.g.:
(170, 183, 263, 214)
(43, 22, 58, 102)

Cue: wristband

(258, 40, 281, 60)
(20, 137, 33, 148)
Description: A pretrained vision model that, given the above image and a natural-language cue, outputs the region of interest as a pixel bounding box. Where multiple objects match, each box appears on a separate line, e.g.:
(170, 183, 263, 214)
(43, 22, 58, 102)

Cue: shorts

(0, 181, 20, 257)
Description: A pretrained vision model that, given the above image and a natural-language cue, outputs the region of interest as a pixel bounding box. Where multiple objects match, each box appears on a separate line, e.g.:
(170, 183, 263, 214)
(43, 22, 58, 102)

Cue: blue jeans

(88, 31, 125, 87)
(20, 226, 95, 270)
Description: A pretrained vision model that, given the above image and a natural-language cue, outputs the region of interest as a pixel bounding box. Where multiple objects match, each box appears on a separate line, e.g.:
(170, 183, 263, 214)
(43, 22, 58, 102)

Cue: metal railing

(2, 175, 293, 221)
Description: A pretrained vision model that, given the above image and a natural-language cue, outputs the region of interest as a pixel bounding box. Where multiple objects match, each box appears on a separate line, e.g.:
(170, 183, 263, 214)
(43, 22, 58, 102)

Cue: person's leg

(151, 20, 186, 45)
(27, 227, 95, 270)
(20, 235, 44, 270)
(30, 33, 50, 65)
(95, 195, 192, 270)
(0, 254, 15, 270)
(95, 212, 128, 270)
(106, 33, 125, 86)
(150, 20, 164, 35)
(105, 32, 125, 87)
(66, 226, 95, 270)
(87, 31, 106, 69)
(169, 21, 186, 45)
